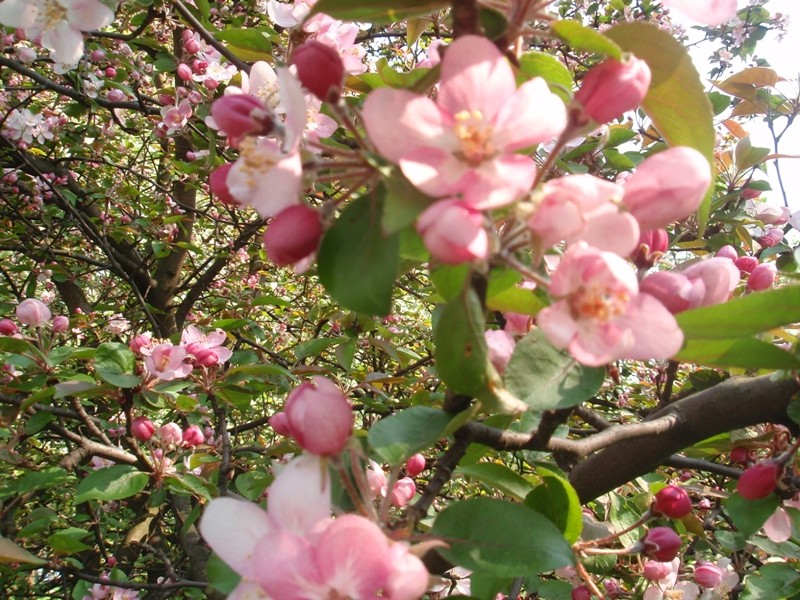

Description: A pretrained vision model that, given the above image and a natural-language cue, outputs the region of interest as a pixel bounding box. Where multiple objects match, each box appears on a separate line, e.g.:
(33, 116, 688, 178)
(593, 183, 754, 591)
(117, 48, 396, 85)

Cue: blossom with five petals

(363, 35, 566, 209)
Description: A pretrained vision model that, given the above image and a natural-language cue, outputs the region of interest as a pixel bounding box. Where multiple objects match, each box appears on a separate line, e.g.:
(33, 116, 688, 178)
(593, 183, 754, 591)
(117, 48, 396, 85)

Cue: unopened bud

(574, 55, 651, 125)
(737, 461, 781, 500)
(290, 40, 345, 103)
(748, 262, 777, 291)
(263, 204, 323, 266)
(652, 485, 692, 519)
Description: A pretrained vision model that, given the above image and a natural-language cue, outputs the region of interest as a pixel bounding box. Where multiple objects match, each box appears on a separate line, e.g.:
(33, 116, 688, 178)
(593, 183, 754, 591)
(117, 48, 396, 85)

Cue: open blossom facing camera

(0, 0, 116, 66)
(363, 35, 566, 209)
(538, 243, 683, 366)
(200, 454, 429, 600)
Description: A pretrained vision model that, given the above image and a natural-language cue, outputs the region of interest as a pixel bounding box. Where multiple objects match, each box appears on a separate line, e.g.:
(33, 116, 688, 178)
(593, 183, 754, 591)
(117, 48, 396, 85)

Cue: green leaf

(605, 23, 715, 233)
(47, 527, 92, 555)
(551, 21, 622, 58)
(368, 406, 451, 464)
(0, 536, 46, 565)
(433, 287, 489, 398)
(675, 337, 800, 369)
(741, 563, 800, 600)
(677, 285, 800, 339)
(310, 0, 448, 24)
(318, 191, 400, 316)
(75, 465, 149, 504)
(94, 342, 141, 388)
(486, 269, 544, 316)
(724, 493, 780, 538)
(455, 463, 534, 501)
(432, 498, 574, 577)
(16, 468, 73, 494)
(207, 552, 241, 594)
(518, 51, 574, 98)
(504, 330, 605, 412)
(525, 469, 583, 543)
(294, 337, 345, 361)
(215, 28, 273, 53)
(381, 173, 433, 234)
(0, 336, 43, 359)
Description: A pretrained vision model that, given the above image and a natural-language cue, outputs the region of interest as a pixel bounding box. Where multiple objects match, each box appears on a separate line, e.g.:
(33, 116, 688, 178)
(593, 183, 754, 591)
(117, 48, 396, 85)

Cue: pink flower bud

(129, 333, 152, 354)
(284, 376, 353, 456)
(485, 329, 516, 374)
(107, 89, 125, 102)
(730, 446, 753, 466)
(416, 199, 488, 264)
(748, 262, 777, 291)
(290, 40, 345, 103)
(652, 485, 692, 519)
(16, 298, 51, 327)
(604, 579, 622, 599)
(643, 560, 673, 581)
(642, 527, 682, 562)
(680, 258, 740, 307)
(184, 38, 200, 54)
(209, 164, 241, 207)
(734, 255, 758, 275)
(268, 411, 292, 436)
(715, 245, 738, 261)
(622, 147, 711, 231)
(753, 204, 789, 226)
(158, 422, 183, 445)
(52, 315, 69, 333)
(192, 59, 208, 75)
(640, 271, 699, 314)
(205, 78, 219, 91)
(0, 319, 18, 336)
(571, 586, 592, 600)
(176, 63, 193, 82)
(210, 95, 274, 141)
(183, 425, 205, 447)
(105, 67, 117, 78)
(574, 55, 651, 124)
(158, 93, 174, 106)
(737, 461, 781, 500)
(694, 562, 723, 589)
(131, 416, 155, 441)
(631, 228, 669, 269)
(756, 227, 784, 248)
(263, 205, 323, 266)
(390, 477, 416, 507)
(405, 453, 426, 477)
(90, 49, 106, 62)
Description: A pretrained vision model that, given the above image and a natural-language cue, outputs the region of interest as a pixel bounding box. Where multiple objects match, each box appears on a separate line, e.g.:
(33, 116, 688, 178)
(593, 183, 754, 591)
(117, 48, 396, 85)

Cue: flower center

(571, 283, 629, 322)
(41, 0, 68, 28)
(453, 110, 495, 167)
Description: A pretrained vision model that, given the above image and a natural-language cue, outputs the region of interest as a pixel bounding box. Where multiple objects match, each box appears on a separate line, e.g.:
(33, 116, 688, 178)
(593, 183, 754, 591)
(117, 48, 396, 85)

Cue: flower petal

(268, 454, 331, 535)
(493, 77, 567, 150)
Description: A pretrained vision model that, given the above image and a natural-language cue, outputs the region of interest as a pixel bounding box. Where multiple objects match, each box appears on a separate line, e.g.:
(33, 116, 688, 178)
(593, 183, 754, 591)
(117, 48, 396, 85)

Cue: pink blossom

(363, 35, 566, 209)
(144, 343, 193, 381)
(763, 498, 800, 543)
(503, 312, 532, 336)
(485, 329, 516, 374)
(716, 244, 738, 260)
(757, 227, 784, 248)
(284, 376, 353, 456)
(0, 0, 115, 66)
(158, 422, 183, 445)
(16, 298, 51, 326)
(631, 229, 669, 270)
(129, 333, 153, 355)
(183, 425, 205, 447)
(528, 174, 638, 256)
(751, 202, 790, 226)
(367, 460, 389, 499)
(748, 262, 777, 291)
(200, 454, 429, 600)
(210, 95, 274, 143)
(694, 562, 723, 589)
(131, 416, 155, 441)
(574, 55, 651, 125)
(180, 325, 232, 367)
(621, 147, 711, 231)
(225, 137, 302, 218)
(390, 477, 416, 507)
(416, 199, 488, 264)
(660, 0, 738, 26)
(538, 243, 683, 366)
(640, 258, 739, 314)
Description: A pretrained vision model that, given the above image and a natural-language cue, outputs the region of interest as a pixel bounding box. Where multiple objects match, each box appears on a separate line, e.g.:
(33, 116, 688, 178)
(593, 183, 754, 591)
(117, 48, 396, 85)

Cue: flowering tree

(1, 0, 800, 598)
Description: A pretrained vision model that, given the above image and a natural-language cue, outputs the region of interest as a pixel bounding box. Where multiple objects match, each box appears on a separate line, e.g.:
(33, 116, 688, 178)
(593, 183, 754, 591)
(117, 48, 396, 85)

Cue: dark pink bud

(129, 333, 152, 354)
(405, 453, 426, 477)
(158, 93, 174, 106)
(106, 556, 117, 568)
(694, 562, 723, 589)
(737, 461, 781, 500)
(757, 228, 783, 248)
(284, 376, 352, 456)
(209, 164, 240, 206)
(631, 228, 669, 269)
(263, 205, 323, 266)
(107, 89, 125, 102)
(0, 319, 18, 336)
(652, 485, 692, 519)
(571, 586, 592, 600)
(105, 67, 117, 78)
(90, 49, 106, 62)
(268, 411, 291, 436)
(603, 579, 622, 599)
(730, 446, 753, 466)
(131, 416, 155, 441)
(740, 187, 761, 199)
(748, 262, 777, 291)
(734, 255, 758, 275)
(574, 55, 651, 124)
(642, 527, 682, 561)
(290, 40, 345, 103)
(192, 59, 208, 75)
(176, 63, 192, 82)
(52, 315, 69, 333)
(210, 95, 274, 140)
(192, 346, 222, 367)
(182, 425, 205, 447)
(715, 244, 738, 261)
(184, 38, 200, 54)
(204, 78, 219, 91)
